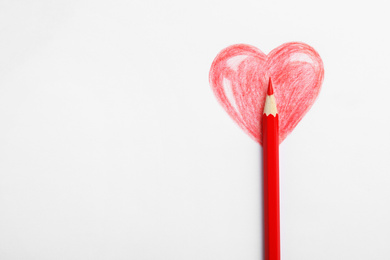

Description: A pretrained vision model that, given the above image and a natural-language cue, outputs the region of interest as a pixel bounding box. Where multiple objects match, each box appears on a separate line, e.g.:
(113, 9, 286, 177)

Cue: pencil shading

(209, 42, 324, 145)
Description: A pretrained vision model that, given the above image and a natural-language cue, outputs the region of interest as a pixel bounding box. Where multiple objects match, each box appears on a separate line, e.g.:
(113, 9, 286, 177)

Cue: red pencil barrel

(263, 113, 280, 260)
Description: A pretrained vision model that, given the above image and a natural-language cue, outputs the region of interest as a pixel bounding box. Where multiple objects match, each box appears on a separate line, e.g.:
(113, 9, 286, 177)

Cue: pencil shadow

(258, 145, 265, 260)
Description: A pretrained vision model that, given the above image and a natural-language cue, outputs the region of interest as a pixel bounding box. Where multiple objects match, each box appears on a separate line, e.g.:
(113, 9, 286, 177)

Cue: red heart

(209, 42, 324, 145)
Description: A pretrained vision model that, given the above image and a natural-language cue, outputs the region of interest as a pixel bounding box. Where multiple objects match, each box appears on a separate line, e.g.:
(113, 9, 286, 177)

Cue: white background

(0, 0, 389, 259)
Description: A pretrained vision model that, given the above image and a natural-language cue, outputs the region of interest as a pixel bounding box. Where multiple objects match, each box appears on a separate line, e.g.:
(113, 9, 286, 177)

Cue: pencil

(263, 78, 280, 260)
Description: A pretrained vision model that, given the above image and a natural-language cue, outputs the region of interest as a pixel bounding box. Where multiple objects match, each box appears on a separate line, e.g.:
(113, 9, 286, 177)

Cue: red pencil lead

(267, 78, 274, 95)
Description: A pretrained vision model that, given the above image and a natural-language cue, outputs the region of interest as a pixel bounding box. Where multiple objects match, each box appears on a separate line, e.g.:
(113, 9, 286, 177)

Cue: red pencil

(263, 78, 280, 260)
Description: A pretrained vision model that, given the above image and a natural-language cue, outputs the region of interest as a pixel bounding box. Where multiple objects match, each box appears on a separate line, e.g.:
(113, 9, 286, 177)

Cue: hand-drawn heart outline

(209, 42, 324, 145)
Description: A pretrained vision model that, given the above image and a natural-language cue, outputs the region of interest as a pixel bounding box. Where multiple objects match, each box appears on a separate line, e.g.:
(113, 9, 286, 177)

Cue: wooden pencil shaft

(263, 113, 280, 260)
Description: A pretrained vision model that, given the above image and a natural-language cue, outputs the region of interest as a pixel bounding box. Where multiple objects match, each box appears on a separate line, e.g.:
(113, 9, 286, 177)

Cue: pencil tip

(267, 78, 274, 95)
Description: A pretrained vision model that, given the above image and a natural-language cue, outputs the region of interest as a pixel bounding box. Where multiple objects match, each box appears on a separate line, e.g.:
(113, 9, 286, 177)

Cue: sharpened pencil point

(267, 78, 274, 95)
(264, 78, 277, 116)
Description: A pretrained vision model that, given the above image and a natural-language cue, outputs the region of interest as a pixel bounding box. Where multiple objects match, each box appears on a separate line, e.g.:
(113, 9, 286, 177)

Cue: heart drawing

(209, 42, 324, 145)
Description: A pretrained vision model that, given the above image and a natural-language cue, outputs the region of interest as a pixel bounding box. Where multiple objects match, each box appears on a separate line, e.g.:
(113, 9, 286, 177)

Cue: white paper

(1, 0, 389, 259)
